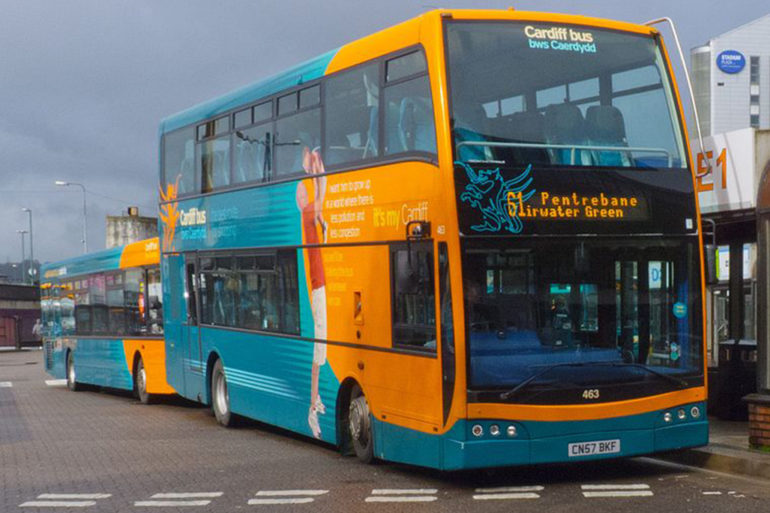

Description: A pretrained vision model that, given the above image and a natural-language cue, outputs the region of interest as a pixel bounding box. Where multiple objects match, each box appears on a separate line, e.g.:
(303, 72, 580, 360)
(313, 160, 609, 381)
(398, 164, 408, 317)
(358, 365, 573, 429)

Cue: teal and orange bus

(41, 238, 174, 403)
(158, 9, 707, 469)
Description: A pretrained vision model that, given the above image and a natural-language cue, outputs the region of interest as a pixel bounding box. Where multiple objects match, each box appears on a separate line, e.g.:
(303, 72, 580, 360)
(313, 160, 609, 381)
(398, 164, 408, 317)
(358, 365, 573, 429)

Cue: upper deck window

(386, 51, 427, 82)
(445, 22, 687, 170)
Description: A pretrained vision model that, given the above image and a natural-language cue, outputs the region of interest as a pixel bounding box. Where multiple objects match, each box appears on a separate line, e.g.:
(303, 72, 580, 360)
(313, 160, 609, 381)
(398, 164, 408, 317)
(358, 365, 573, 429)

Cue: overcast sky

(1, 0, 767, 266)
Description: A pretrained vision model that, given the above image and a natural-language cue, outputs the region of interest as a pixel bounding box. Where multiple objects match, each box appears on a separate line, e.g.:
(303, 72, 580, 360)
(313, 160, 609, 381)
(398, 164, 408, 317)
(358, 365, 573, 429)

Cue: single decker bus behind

(41, 238, 173, 403)
(158, 9, 707, 470)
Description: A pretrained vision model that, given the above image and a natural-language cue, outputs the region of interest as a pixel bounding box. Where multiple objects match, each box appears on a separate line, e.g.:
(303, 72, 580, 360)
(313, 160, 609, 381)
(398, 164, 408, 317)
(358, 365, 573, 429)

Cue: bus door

(184, 255, 205, 399)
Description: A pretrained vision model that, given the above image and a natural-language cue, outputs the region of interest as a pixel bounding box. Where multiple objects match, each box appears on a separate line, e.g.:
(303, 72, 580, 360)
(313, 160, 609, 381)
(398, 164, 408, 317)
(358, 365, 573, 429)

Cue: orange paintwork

(119, 237, 160, 269)
(122, 339, 175, 395)
(315, 9, 706, 435)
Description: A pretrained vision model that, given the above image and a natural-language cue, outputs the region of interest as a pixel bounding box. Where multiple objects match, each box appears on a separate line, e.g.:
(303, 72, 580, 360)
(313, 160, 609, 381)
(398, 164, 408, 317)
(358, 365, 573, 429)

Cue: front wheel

(211, 359, 234, 427)
(134, 356, 154, 404)
(66, 351, 80, 392)
(349, 386, 374, 463)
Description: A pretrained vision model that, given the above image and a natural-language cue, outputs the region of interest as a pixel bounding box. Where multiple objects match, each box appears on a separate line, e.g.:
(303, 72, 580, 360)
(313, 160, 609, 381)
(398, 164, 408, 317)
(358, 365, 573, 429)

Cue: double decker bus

(158, 9, 707, 469)
(40, 238, 172, 403)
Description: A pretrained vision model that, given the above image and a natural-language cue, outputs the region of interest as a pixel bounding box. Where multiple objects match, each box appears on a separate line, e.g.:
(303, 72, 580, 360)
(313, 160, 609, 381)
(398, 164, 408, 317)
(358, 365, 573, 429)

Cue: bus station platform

(659, 417, 770, 480)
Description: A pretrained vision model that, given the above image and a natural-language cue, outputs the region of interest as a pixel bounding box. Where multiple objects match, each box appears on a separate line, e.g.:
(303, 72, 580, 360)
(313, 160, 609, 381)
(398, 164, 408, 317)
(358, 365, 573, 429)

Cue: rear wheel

(134, 356, 153, 404)
(348, 385, 374, 463)
(211, 359, 234, 427)
(66, 351, 80, 392)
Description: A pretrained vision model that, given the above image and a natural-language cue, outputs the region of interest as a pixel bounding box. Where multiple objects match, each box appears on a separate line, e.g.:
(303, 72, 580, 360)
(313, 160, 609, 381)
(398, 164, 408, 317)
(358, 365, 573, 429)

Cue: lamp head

(55, 180, 68, 186)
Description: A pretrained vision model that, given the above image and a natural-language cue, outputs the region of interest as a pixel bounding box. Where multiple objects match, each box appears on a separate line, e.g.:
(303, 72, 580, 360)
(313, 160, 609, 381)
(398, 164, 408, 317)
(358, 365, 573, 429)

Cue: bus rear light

(690, 406, 701, 419)
(471, 424, 484, 437)
(663, 412, 672, 423)
(507, 425, 517, 437)
(489, 424, 500, 436)
(677, 409, 687, 420)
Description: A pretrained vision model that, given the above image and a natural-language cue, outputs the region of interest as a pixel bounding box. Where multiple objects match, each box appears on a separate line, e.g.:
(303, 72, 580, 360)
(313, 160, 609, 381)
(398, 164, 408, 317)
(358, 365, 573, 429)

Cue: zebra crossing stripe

(20, 501, 96, 508)
(45, 379, 67, 386)
(135, 500, 211, 507)
(134, 492, 222, 507)
(38, 494, 111, 500)
(473, 485, 543, 500)
(371, 489, 438, 495)
(0, 381, 12, 388)
(150, 493, 223, 499)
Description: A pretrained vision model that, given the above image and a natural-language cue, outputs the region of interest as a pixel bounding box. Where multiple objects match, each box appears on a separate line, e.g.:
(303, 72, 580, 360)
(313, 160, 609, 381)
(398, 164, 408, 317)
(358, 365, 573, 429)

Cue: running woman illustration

(296, 146, 328, 439)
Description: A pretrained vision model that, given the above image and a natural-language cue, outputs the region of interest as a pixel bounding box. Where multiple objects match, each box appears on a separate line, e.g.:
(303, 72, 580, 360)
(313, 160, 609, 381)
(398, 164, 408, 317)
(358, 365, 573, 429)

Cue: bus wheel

(66, 351, 80, 392)
(134, 356, 153, 405)
(349, 386, 374, 463)
(211, 359, 234, 427)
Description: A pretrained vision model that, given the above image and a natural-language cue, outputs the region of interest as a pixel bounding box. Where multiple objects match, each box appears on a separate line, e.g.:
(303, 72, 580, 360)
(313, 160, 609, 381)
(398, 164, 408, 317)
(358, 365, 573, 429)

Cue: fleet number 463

(582, 389, 600, 400)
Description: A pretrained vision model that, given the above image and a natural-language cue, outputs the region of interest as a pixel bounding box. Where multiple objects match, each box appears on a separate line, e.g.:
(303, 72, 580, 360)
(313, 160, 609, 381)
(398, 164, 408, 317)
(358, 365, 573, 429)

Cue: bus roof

(40, 237, 159, 282)
(158, 9, 657, 136)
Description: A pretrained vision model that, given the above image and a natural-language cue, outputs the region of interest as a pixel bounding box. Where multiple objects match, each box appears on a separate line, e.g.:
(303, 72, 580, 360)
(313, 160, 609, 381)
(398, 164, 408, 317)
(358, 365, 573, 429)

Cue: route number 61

(582, 389, 600, 400)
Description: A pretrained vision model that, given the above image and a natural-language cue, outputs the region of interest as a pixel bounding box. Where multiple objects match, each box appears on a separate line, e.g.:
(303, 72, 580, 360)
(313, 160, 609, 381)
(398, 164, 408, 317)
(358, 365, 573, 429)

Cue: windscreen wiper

(500, 362, 592, 400)
(603, 362, 689, 389)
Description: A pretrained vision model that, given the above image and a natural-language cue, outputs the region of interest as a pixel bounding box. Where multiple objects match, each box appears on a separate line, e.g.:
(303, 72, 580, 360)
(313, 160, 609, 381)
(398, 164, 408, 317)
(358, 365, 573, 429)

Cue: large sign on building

(694, 128, 770, 214)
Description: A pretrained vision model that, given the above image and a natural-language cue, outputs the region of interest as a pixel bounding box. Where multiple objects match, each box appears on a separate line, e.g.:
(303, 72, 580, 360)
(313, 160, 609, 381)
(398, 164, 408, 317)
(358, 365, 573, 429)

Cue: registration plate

(568, 439, 621, 457)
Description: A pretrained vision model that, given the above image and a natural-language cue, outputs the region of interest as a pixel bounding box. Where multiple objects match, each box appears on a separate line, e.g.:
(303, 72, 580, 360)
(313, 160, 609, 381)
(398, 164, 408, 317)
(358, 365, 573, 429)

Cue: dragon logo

(458, 162, 535, 233)
(159, 175, 181, 252)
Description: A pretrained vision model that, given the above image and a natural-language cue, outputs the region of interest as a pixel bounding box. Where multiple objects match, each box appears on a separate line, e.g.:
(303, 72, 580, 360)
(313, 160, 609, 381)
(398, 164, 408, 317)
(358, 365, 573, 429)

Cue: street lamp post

(21, 208, 34, 283)
(55, 181, 88, 253)
(16, 229, 28, 284)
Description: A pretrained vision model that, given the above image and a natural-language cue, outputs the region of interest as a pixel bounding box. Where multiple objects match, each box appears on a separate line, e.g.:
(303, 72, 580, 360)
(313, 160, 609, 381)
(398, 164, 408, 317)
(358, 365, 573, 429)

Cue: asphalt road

(1, 348, 768, 513)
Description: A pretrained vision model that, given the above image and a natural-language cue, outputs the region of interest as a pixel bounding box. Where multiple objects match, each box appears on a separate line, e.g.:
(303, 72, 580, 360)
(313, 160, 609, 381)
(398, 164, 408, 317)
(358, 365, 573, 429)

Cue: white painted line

(38, 494, 111, 500)
(151, 492, 222, 499)
(21, 501, 96, 507)
(371, 488, 438, 495)
(248, 498, 315, 505)
(473, 492, 540, 500)
(255, 490, 328, 497)
(583, 491, 654, 498)
(0, 381, 12, 387)
(134, 500, 211, 507)
(702, 491, 723, 495)
(366, 496, 437, 503)
(45, 379, 67, 386)
(475, 486, 544, 493)
(581, 484, 650, 490)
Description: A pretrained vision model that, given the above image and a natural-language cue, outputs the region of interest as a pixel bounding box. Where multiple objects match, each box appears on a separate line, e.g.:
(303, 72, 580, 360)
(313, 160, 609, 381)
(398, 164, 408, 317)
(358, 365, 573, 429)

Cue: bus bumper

(439, 402, 708, 470)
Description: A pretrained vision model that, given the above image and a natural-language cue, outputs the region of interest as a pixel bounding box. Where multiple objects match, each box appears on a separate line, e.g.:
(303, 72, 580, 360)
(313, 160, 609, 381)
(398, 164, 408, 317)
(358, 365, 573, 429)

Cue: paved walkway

(660, 417, 770, 480)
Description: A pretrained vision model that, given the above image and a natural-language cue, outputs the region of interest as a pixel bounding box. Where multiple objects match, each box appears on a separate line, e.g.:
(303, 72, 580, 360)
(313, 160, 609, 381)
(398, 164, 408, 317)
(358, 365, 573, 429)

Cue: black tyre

(211, 359, 234, 427)
(66, 351, 81, 392)
(348, 385, 374, 463)
(134, 356, 154, 404)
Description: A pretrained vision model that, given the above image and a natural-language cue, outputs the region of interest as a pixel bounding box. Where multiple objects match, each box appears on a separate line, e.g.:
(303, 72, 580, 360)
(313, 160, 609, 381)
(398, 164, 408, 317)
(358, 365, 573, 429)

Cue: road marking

(135, 500, 211, 507)
(255, 490, 328, 496)
(21, 493, 111, 508)
(582, 484, 652, 498)
(702, 491, 723, 495)
(20, 501, 96, 508)
(371, 489, 438, 495)
(475, 486, 544, 493)
(0, 381, 12, 387)
(150, 493, 223, 499)
(38, 494, 112, 500)
(249, 498, 315, 505)
(582, 484, 650, 490)
(248, 490, 328, 505)
(583, 491, 654, 498)
(45, 379, 67, 386)
(366, 489, 438, 503)
(473, 492, 540, 500)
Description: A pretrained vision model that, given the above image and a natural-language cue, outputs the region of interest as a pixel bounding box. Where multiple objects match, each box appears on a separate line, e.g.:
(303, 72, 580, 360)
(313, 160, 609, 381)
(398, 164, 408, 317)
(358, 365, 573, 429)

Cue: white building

(692, 13, 770, 136)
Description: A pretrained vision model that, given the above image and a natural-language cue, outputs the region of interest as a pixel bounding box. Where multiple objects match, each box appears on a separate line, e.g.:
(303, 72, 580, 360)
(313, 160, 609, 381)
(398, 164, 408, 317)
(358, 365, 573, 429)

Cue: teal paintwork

(373, 402, 708, 470)
(40, 245, 123, 280)
(160, 49, 338, 135)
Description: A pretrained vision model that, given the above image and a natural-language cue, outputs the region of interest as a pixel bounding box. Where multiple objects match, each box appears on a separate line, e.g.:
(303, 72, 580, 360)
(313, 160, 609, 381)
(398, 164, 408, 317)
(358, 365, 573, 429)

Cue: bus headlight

(663, 412, 672, 423)
(677, 409, 687, 420)
(471, 424, 484, 437)
(690, 406, 701, 419)
(489, 424, 500, 437)
(507, 425, 517, 437)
